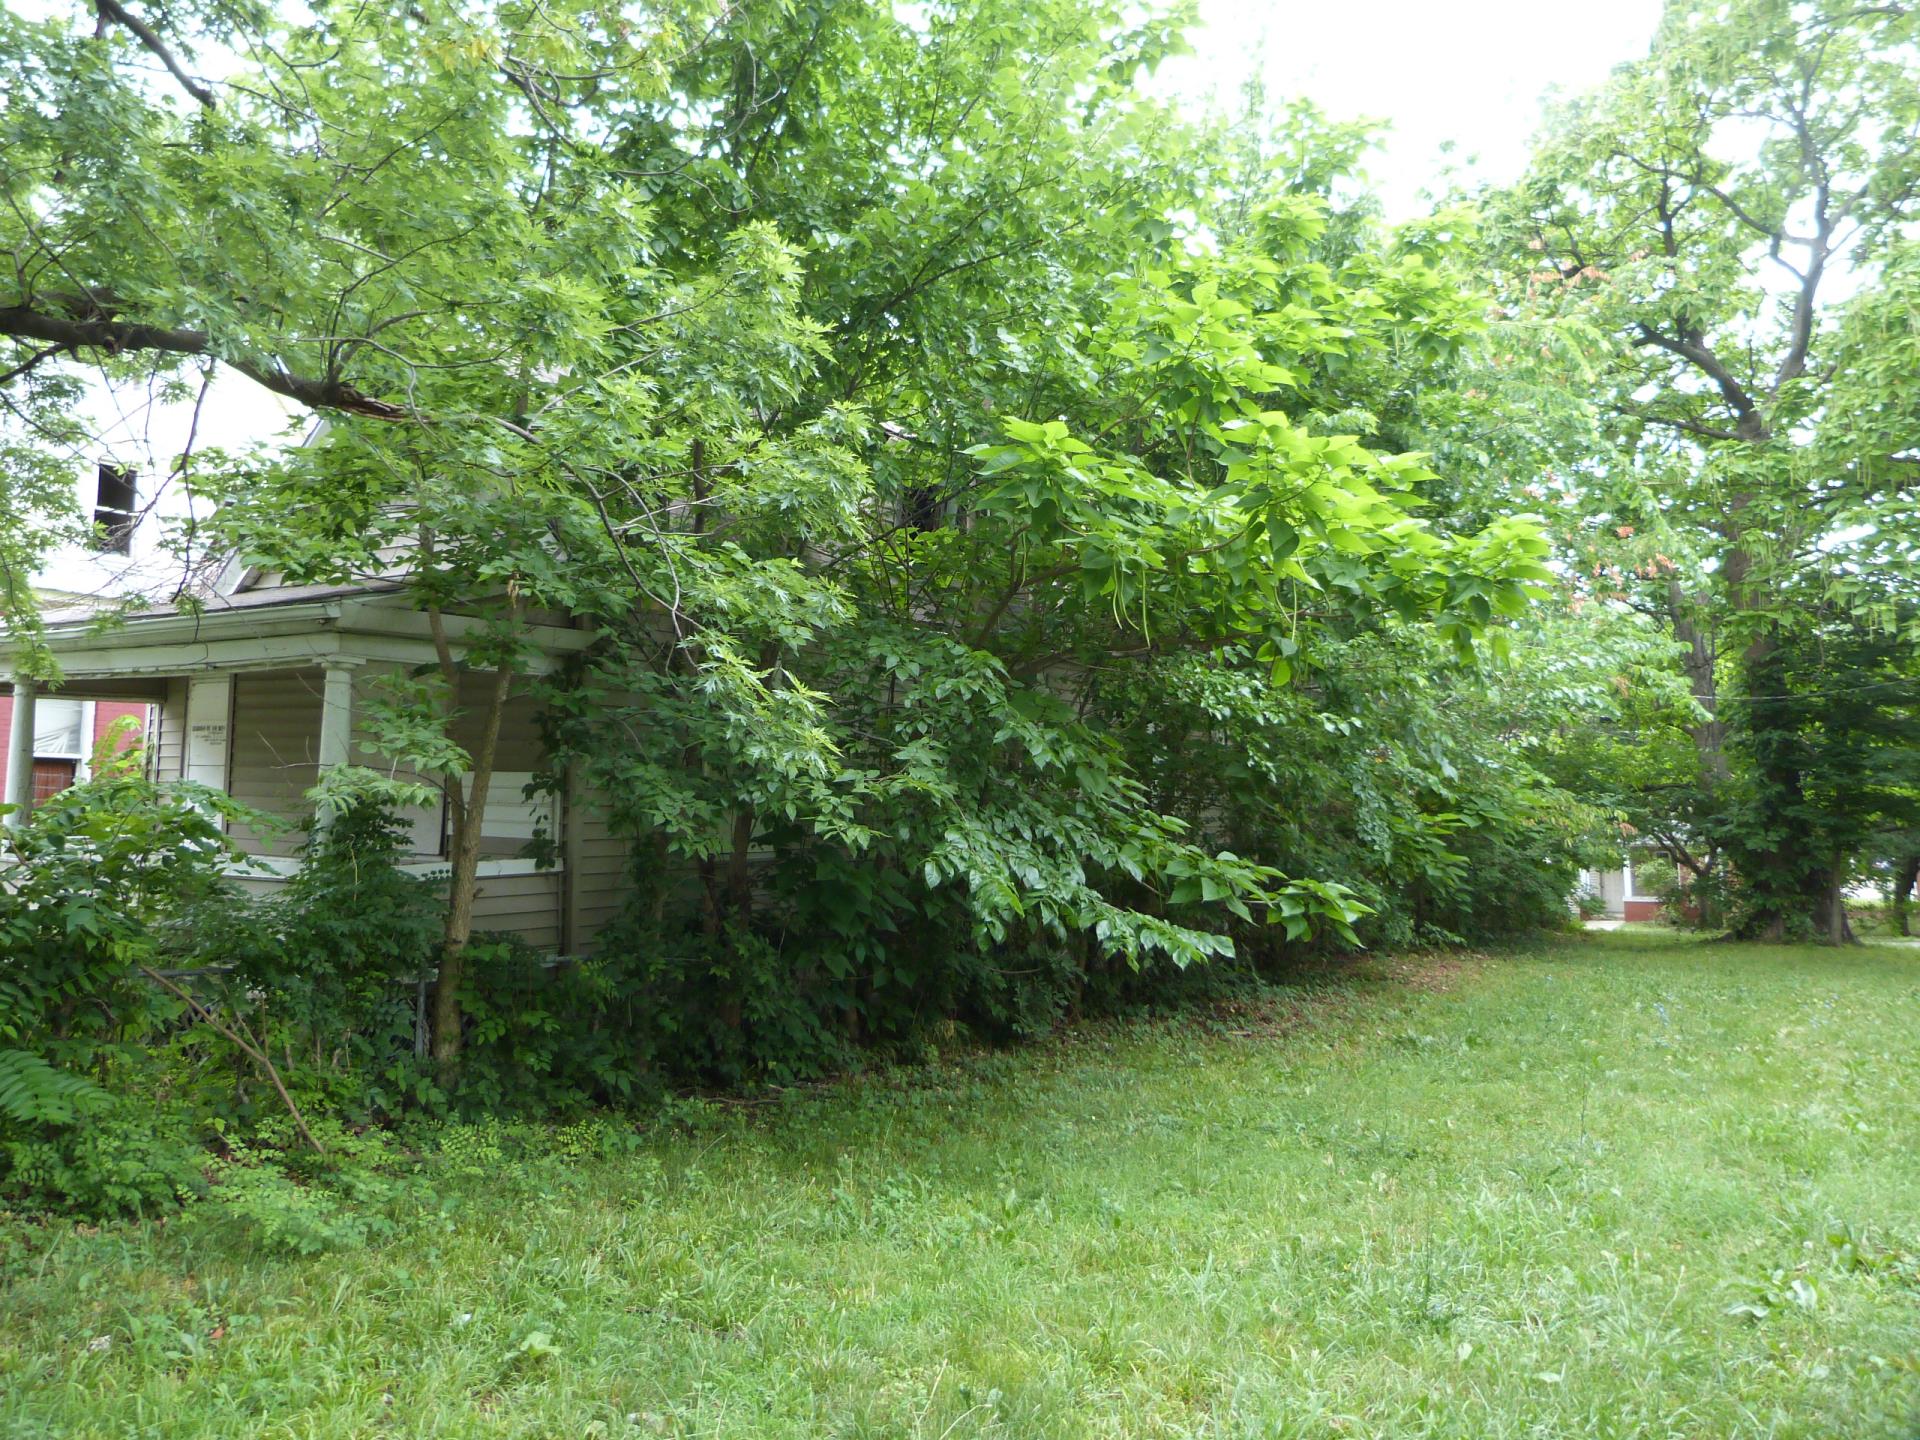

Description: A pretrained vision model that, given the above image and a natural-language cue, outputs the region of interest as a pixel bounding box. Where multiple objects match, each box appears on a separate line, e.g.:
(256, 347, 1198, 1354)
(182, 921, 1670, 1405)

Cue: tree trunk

(428, 630, 520, 1067)
(1814, 867, 1857, 946)
(1892, 853, 1918, 937)
(725, 806, 755, 930)
(1668, 582, 1727, 786)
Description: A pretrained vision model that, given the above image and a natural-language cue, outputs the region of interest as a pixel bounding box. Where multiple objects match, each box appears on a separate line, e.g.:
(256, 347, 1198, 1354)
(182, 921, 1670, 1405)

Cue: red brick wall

(0, 696, 151, 800)
(91, 701, 148, 754)
(1623, 897, 1664, 922)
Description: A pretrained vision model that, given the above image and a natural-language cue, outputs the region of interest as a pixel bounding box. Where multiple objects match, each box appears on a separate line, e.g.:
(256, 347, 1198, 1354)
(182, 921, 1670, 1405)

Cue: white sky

(1150, 0, 1665, 217)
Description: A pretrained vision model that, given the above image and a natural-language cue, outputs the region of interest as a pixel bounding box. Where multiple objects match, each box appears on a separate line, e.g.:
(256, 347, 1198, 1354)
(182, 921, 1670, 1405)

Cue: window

(31, 698, 85, 758)
(448, 771, 557, 857)
(93, 464, 137, 555)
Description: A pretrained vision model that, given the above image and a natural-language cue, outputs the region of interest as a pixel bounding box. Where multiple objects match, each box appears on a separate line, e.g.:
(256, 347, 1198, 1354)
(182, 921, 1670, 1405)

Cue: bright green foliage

(3, 932, 1918, 1435)
(3, 0, 1657, 1088)
(2, 0, 1581, 1068)
(0, 742, 246, 1070)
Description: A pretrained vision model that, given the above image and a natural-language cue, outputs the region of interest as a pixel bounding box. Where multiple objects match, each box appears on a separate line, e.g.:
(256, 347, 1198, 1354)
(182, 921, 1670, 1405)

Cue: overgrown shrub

(222, 768, 442, 1121)
(196, 1115, 420, 1256)
(454, 937, 660, 1114)
(0, 740, 249, 1214)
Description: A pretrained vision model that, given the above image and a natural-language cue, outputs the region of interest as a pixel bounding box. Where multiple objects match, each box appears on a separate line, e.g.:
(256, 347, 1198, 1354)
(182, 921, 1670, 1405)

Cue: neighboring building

(1, 563, 628, 956)
(0, 693, 150, 805)
(1578, 857, 1664, 921)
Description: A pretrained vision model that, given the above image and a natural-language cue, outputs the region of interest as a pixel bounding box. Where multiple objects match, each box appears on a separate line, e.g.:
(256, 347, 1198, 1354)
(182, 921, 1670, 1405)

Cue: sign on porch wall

(184, 675, 233, 797)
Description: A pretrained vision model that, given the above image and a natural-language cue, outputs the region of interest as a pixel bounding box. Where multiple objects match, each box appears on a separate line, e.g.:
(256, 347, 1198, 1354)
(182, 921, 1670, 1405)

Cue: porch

(2, 588, 627, 954)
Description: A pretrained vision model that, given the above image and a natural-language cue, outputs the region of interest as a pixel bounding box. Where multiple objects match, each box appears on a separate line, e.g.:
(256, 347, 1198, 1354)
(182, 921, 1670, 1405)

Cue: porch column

(317, 658, 361, 772)
(3, 676, 36, 830)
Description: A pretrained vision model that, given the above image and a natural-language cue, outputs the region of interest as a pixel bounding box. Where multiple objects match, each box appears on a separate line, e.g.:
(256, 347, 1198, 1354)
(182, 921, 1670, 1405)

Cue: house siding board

(153, 678, 187, 780)
(233, 865, 562, 951)
(471, 871, 563, 951)
(568, 797, 631, 953)
(227, 670, 323, 855)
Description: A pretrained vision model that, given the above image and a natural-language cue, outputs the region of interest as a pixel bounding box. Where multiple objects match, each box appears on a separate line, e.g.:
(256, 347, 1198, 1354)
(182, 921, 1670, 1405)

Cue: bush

(0, 740, 250, 1214)
(3, 1090, 205, 1217)
(455, 938, 661, 1113)
(223, 769, 442, 1121)
(197, 1115, 421, 1255)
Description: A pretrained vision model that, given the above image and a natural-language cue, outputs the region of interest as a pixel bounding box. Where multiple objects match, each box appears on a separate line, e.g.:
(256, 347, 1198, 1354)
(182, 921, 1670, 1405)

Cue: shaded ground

(3, 929, 1918, 1438)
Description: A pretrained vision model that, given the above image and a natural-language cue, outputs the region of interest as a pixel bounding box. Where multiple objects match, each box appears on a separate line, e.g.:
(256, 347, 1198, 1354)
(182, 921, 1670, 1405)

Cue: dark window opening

(903, 485, 944, 532)
(93, 463, 137, 555)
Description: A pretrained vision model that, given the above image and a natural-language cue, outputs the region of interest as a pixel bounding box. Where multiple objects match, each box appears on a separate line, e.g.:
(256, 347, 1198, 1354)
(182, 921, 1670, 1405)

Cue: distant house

(1578, 857, 1664, 922)
(1, 561, 630, 956)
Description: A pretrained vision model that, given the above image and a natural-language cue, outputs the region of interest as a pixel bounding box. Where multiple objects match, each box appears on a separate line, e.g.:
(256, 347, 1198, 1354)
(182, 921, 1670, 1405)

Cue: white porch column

(317, 658, 361, 772)
(4, 676, 37, 830)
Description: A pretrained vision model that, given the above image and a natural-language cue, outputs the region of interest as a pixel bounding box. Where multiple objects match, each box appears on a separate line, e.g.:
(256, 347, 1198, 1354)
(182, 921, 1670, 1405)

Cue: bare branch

(140, 966, 324, 1152)
(1631, 322, 1762, 430)
(1635, 410, 1743, 443)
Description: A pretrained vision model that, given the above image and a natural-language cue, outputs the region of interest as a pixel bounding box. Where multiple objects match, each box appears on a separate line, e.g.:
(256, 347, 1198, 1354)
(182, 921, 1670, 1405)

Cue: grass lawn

(3, 928, 1918, 1438)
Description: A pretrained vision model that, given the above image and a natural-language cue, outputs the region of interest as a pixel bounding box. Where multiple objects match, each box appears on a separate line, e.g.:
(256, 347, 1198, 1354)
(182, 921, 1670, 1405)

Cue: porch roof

(4, 586, 595, 688)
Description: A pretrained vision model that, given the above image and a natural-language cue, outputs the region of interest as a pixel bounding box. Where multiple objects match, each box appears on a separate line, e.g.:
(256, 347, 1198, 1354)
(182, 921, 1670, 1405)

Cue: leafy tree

(1491, 0, 1920, 936)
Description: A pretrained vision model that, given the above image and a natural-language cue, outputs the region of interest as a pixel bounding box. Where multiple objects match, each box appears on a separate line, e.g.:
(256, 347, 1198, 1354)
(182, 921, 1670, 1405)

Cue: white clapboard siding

(566, 789, 631, 954)
(470, 870, 564, 951)
(152, 678, 188, 781)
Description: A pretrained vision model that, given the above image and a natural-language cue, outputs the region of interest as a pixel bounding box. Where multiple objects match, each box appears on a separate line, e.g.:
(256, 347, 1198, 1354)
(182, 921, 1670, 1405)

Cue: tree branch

(139, 965, 324, 1153)
(0, 344, 64, 388)
(1636, 410, 1742, 443)
(1632, 322, 1762, 430)
(0, 298, 409, 419)
(95, 0, 217, 109)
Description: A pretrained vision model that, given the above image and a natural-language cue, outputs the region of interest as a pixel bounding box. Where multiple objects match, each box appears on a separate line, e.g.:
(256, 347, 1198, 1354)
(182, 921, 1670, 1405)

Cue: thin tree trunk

(425, 590, 524, 1068)
(726, 806, 754, 931)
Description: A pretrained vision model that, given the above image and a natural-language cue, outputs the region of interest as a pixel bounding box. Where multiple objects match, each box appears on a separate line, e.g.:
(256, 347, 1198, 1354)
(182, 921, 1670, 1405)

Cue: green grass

(4, 929, 1919, 1438)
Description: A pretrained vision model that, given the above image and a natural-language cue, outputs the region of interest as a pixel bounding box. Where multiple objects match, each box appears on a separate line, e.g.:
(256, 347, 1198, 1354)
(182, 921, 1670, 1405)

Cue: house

(1577, 858, 1664, 922)
(1, 562, 632, 956)
(0, 441, 198, 807)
